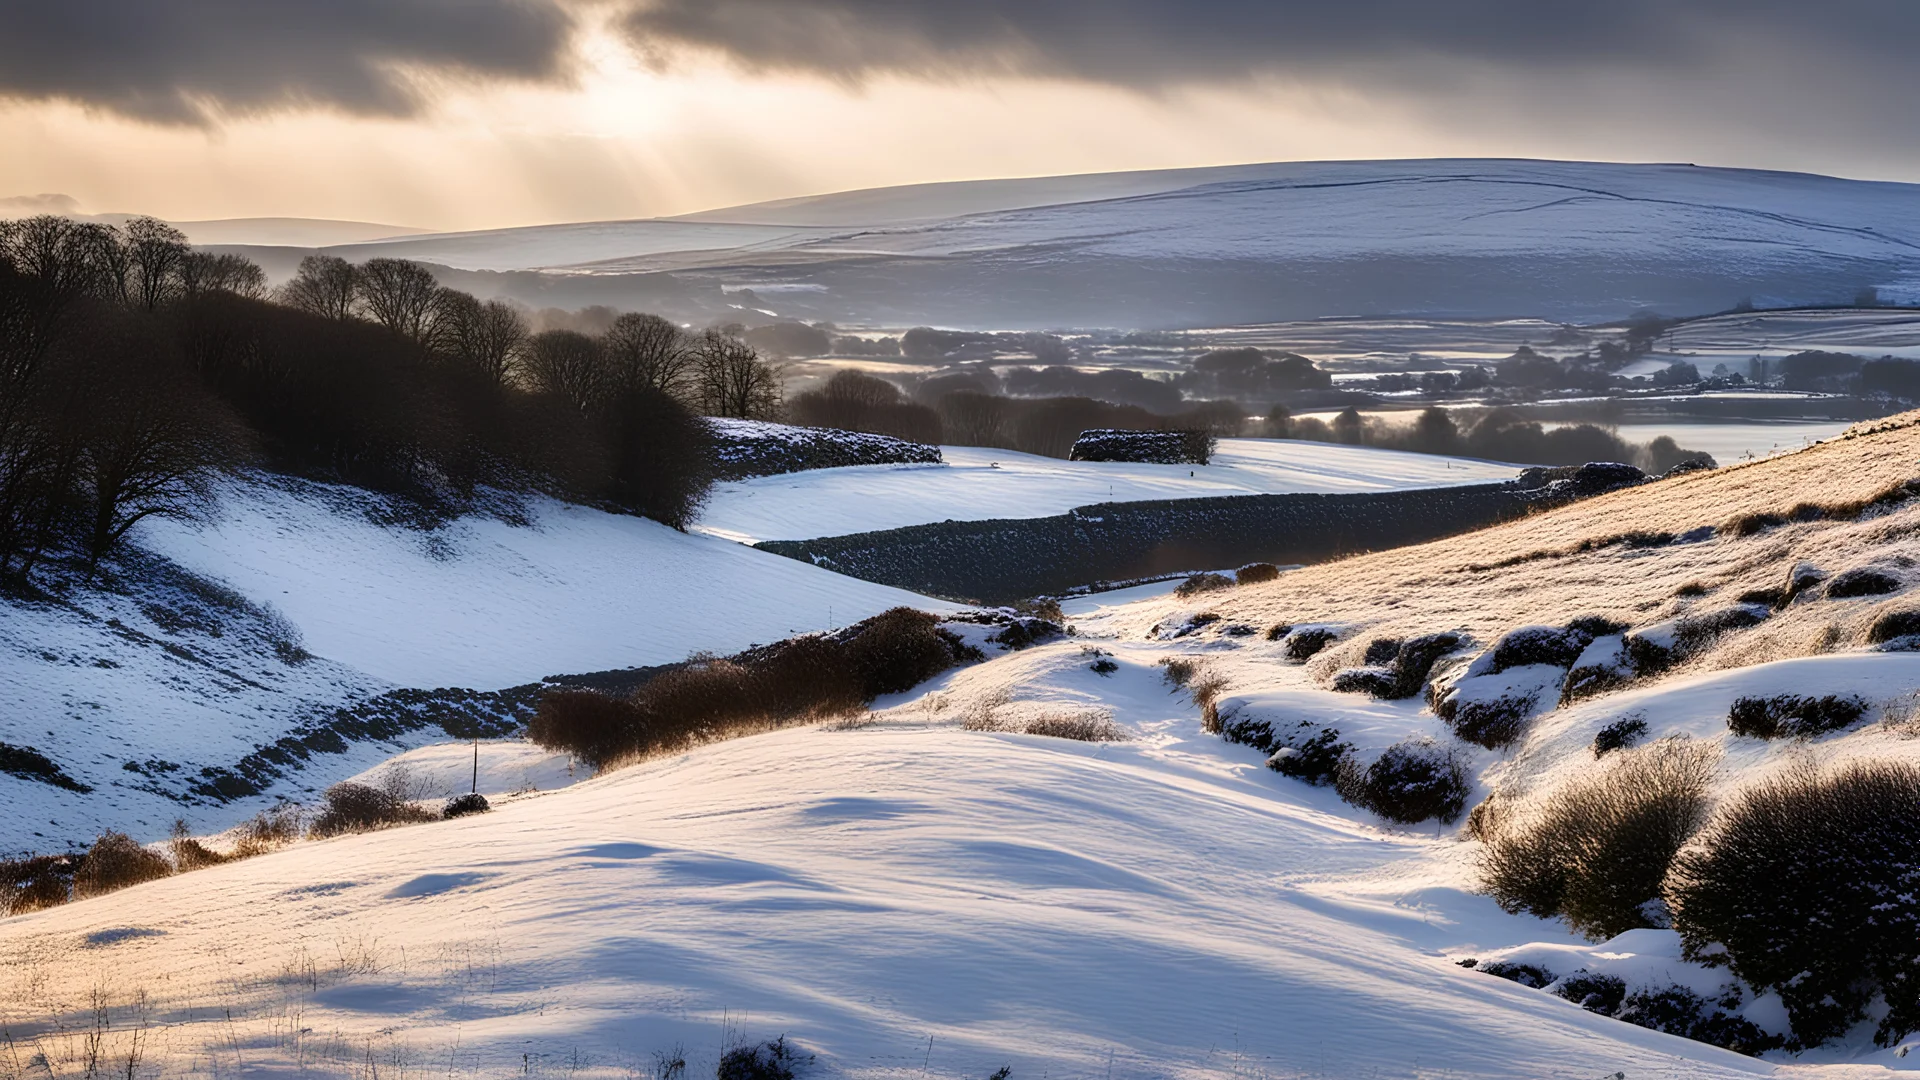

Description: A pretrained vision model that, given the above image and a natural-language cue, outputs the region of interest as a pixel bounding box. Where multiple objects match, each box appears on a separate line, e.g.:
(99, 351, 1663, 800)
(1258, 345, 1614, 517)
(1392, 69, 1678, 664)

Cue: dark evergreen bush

(1337, 740, 1469, 824)
(1726, 694, 1866, 739)
(1592, 716, 1648, 756)
(716, 1037, 809, 1080)
(1268, 728, 1352, 787)
(1446, 695, 1537, 750)
(1553, 971, 1626, 1014)
(1283, 627, 1337, 661)
(1477, 961, 1554, 989)
(1668, 761, 1920, 1049)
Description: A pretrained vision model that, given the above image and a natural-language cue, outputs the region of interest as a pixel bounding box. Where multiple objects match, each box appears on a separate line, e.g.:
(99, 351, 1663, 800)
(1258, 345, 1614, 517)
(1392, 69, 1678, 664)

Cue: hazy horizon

(7, 2, 1920, 232)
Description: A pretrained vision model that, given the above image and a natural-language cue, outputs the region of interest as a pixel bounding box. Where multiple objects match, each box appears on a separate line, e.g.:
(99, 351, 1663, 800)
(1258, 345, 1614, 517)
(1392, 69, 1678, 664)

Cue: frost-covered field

(695, 439, 1517, 544)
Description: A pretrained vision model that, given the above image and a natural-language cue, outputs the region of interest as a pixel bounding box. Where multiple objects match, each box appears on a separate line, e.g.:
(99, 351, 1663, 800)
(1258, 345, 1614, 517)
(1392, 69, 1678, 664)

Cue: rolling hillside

(300, 159, 1920, 328)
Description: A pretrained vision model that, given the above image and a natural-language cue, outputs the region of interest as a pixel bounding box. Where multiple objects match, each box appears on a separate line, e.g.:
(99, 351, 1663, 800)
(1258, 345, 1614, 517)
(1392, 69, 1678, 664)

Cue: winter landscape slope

(308, 159, 1920, 327)
(0, 475, 954, 853)
(7, 419, 1920, 1073)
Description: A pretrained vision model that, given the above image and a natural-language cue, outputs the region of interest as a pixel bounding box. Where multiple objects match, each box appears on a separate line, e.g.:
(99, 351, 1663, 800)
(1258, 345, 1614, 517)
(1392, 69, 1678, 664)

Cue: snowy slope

(138, 477, 956, 688)
(0, 474, 956, 853)
(695, 439, 1518, 544)
(318, 159, 1920, 327)
(0, 694, 1768, 1080)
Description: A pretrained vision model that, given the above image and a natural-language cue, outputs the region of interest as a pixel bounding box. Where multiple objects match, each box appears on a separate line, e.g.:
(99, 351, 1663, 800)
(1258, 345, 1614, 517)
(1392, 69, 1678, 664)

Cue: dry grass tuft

(1482, 738, 1716, 941)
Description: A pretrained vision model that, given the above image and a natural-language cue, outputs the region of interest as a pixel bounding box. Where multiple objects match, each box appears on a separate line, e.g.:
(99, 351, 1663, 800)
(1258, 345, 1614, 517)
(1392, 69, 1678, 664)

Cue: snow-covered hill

(0, 475, 953, 852)
(314, 159, 1920, 327)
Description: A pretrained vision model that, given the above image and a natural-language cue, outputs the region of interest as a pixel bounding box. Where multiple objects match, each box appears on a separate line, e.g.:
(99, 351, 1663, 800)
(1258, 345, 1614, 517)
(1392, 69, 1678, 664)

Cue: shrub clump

(309, 781, 437, 838)
(1667, 761, 1920, 1048)
(1826, 566, 1903, 599)
(1332, 632, 1465, 700)
(1264, 623, 1292, 642)
(717, 1037, 810, 1080)
(529, 607, 975, 768)
(1174, 572, 1234, 598)
(1235, 562, 1281, 585)
(1336, 740, 1469, 825)
(1481, 738, 1715, 941)
(72, 832, 173, 899)
(1592, 716, 1648, 756)
(443, 792, 491, 817)
(0, 855, 79, 914)
(1726, 693, 1867, 740)
(1282, 627, 1337, 661)
(1477, 961, 1554, 989)
(1869, 608, 1920, 645)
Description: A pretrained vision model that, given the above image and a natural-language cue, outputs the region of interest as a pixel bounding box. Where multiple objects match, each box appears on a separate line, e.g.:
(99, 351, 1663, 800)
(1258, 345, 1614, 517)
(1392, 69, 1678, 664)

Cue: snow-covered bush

(706, 417, 940, 480)
(1332, 632, 1467, 700)
(1725, 693, 1867, 740)
(1282, 626, 1338, 662)
(1668, 761, 1920, 1048)
(1337, 739, 1469, 825)
(1067, 428, 1214, 465)
(1482, 738, 1715, 941)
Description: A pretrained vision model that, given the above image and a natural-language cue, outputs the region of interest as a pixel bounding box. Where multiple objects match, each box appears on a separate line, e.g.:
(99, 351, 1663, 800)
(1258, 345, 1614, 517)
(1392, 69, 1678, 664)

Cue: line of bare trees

(0, 218, 787, 582)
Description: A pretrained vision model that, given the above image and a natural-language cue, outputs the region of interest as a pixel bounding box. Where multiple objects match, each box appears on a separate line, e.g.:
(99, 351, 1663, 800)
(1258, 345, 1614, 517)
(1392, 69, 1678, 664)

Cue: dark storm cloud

(618, 1, 1914, 91)
(0, 1, 575, 123)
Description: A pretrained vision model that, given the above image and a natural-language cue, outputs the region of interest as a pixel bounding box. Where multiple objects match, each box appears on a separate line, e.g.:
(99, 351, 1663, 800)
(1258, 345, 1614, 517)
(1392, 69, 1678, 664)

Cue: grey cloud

(617, 1, 1914, 84)
(0, 1, 575, 123)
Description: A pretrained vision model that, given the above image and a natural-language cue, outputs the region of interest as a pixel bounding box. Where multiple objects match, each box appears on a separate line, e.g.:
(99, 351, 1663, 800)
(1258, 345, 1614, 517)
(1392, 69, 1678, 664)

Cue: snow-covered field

(0, 655, 1769, 1079)
(140, 478, 954, 688)
(695, 439, 1517, 544)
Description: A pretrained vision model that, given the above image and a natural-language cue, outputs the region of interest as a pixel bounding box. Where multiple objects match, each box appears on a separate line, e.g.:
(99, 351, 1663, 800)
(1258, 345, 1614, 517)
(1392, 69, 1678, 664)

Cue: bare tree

(355, 257, 441, 343)
(602, 312, 693, 399)
(279, 254, 359, 320)
(176, 252, 267, 300)
(691, 329, 782, 420)
(433, 289, 528, 386)
(522, 329, 605, 413)
(74, 321, 246, 570)
(124, 217, 188, 310)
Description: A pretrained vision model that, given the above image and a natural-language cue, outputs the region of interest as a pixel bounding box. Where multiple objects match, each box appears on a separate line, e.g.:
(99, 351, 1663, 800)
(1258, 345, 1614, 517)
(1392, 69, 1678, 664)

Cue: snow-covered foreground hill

(319, 159, 1920, 326)
(0, 688, 1764, 1080)
(696, 439, 1517, 544)
(0, 475, 952, 851)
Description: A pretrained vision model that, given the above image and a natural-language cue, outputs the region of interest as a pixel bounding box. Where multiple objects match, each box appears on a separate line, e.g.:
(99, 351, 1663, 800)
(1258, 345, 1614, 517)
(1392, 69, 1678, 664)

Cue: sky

(3, 1, 1917, 232)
